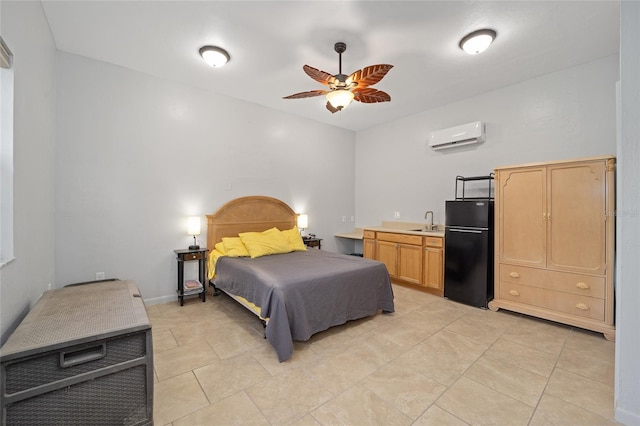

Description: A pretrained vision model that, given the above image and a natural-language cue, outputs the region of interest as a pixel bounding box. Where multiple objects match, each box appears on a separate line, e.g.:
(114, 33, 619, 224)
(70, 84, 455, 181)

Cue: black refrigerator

(444, 200, 494, 308)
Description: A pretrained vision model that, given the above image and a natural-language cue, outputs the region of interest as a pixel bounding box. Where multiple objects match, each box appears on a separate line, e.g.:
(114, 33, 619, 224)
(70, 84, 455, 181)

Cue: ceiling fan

(283, 42, 393, 113)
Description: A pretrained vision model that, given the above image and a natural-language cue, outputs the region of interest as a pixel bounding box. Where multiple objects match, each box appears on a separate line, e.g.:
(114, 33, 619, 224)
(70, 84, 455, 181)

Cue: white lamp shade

(187, 216, 201, 236)
(326, 90, 355, 109)
(297, 214, 308, 229)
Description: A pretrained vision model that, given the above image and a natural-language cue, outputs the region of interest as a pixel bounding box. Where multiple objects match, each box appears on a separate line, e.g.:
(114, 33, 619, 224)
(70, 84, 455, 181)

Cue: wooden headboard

(206, 196, 298, 250)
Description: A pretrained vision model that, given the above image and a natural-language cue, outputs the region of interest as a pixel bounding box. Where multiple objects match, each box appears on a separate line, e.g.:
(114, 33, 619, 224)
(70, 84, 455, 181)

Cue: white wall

(55, 52, 356, 304)
(615, 2, 640, 424)
(0, 1, 56, 344)
(355, 55, 618, 228)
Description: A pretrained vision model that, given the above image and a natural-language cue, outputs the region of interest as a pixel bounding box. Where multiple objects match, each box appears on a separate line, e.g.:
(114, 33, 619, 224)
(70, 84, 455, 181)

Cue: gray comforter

(213, 250, 394, 362)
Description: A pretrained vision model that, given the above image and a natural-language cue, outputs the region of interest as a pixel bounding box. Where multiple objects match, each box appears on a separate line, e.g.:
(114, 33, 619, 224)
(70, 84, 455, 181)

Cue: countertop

(335, 222, 445, 240)
(334, 228, 364, 240)
(364, 226, 445, 238)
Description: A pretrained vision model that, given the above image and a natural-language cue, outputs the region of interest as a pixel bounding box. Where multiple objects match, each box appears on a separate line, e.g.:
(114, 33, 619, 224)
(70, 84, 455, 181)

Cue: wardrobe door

(547, 160, 607, 275)
(497, 167, 547, 267)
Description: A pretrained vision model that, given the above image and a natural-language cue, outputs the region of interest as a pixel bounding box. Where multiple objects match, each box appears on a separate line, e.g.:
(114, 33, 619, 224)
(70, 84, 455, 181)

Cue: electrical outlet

(48, 283, 52, 290)
(394, 211, 400, 219)
(96, 272, 106, 280)
(350, 216, 355, 222)
(342, 216, 346, 222)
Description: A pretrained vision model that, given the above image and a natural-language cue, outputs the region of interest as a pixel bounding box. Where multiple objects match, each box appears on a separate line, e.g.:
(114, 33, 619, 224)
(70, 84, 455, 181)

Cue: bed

(206, 196, 395, 362)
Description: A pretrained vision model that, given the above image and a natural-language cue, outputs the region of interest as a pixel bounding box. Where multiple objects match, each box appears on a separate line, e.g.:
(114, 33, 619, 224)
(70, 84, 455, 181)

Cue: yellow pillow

(214, 241, 226, 255)
(222, 237, 250, 257)
(239, 227, 292, 258)
(281, 226, 307, 251)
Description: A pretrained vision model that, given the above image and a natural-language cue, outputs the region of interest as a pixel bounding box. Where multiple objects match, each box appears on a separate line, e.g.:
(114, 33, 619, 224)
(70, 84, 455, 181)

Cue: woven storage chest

(0, 280, 153, 425)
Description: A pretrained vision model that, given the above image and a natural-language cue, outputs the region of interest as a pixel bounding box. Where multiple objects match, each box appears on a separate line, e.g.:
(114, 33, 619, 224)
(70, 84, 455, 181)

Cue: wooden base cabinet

(423, 237, 444, 296)
(363, 230, 376, 259)
(364, 230, 444, 296)
(489, 156, 615, 340)
(375, 232, 423, 285)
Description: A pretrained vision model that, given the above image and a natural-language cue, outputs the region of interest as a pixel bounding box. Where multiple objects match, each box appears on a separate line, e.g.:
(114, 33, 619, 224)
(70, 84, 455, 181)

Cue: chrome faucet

(424, 210, 434, 231)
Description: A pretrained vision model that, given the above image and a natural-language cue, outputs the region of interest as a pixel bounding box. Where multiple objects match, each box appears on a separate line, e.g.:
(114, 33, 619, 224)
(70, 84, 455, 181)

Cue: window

(0, 35, 14, 266)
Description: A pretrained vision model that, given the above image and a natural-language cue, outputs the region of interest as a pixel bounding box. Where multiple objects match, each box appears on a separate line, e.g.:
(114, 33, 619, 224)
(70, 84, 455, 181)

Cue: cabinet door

(547, 161, 607, 274)
(397, 244, 422, 284)
(497, 167, 547, 267)
(363, 238, 376, 259)
(376, 241, 398, 278)
(423, 246, 443, 291)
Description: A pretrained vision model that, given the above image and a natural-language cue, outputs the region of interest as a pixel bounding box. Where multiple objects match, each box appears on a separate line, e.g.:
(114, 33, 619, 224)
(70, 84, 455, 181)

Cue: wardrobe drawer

(499, 264, 605, 299)
(499, 282, 605, 321)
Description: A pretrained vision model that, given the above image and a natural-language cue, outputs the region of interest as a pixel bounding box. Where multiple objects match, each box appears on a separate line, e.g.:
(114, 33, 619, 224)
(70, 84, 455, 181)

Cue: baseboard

(144, 294, 178, 306)
(615, 405, 640, 426)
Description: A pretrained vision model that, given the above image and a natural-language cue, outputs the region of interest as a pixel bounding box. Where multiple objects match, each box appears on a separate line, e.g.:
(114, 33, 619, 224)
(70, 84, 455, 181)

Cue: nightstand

(174, 248, 209, 306)
(302, 237, 322, 250)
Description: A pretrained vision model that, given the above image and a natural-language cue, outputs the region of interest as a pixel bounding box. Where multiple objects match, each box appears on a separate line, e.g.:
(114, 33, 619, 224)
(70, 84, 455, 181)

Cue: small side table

(174, 248, 209, 306)
(302, 237, 322, 250)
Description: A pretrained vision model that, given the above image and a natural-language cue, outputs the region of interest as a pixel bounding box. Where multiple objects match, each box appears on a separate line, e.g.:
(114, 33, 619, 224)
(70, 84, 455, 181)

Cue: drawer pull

(576, 303, 590, 311)
(509, 290, 520, 297)
(576, 282, 590, 290)
(509, 272, 520, 278)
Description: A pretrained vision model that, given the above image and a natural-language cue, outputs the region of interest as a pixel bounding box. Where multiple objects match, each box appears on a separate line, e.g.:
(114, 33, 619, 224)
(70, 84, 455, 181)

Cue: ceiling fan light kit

(326, 89, 355, 110)
(459, 29, 497, 54)
(283, 42, 393, 114)
(199, 45, 230, 67)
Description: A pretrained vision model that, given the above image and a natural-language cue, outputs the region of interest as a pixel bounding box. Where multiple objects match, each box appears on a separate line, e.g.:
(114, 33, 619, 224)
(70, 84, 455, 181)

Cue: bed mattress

(213, 250, 394, 361)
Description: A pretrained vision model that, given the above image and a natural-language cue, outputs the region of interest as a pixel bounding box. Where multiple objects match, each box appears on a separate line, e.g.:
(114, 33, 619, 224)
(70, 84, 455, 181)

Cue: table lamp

(187, 216, 201, 250)
(297, 214, 308, 236)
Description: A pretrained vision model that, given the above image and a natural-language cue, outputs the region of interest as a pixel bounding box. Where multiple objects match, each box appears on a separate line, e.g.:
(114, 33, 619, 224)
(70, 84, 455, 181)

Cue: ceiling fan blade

(348, 64, 393, 88)
(283, 89, 328, 99)
(304, 65, 337, 86)
(353, 87, 391, 103)
(326, 101, 340, 113)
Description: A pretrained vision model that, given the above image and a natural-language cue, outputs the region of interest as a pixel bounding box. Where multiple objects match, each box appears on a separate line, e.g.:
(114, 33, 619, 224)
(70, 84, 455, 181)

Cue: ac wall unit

(429, 121, 486, 150)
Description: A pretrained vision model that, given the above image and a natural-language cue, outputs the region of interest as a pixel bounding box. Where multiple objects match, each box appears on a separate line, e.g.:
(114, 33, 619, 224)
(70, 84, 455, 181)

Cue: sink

(409, 225, 444, 232)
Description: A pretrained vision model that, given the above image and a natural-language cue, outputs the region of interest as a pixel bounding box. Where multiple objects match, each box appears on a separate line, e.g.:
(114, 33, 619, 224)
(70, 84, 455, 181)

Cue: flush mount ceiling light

(459, 29, 497, 55)
(199, 45, 230, 67)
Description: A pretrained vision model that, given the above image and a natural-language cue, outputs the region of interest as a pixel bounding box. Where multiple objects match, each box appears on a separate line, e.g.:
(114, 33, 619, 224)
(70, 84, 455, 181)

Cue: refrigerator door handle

(448, 228, 483, 234)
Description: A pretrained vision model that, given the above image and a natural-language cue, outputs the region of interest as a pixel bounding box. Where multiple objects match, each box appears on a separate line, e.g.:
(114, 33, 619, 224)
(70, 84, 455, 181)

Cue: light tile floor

(148, 284, 619, 426)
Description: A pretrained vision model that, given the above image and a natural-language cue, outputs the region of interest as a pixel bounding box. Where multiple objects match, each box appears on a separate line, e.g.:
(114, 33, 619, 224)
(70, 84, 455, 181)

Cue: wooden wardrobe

(489, 156, 615, 340)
